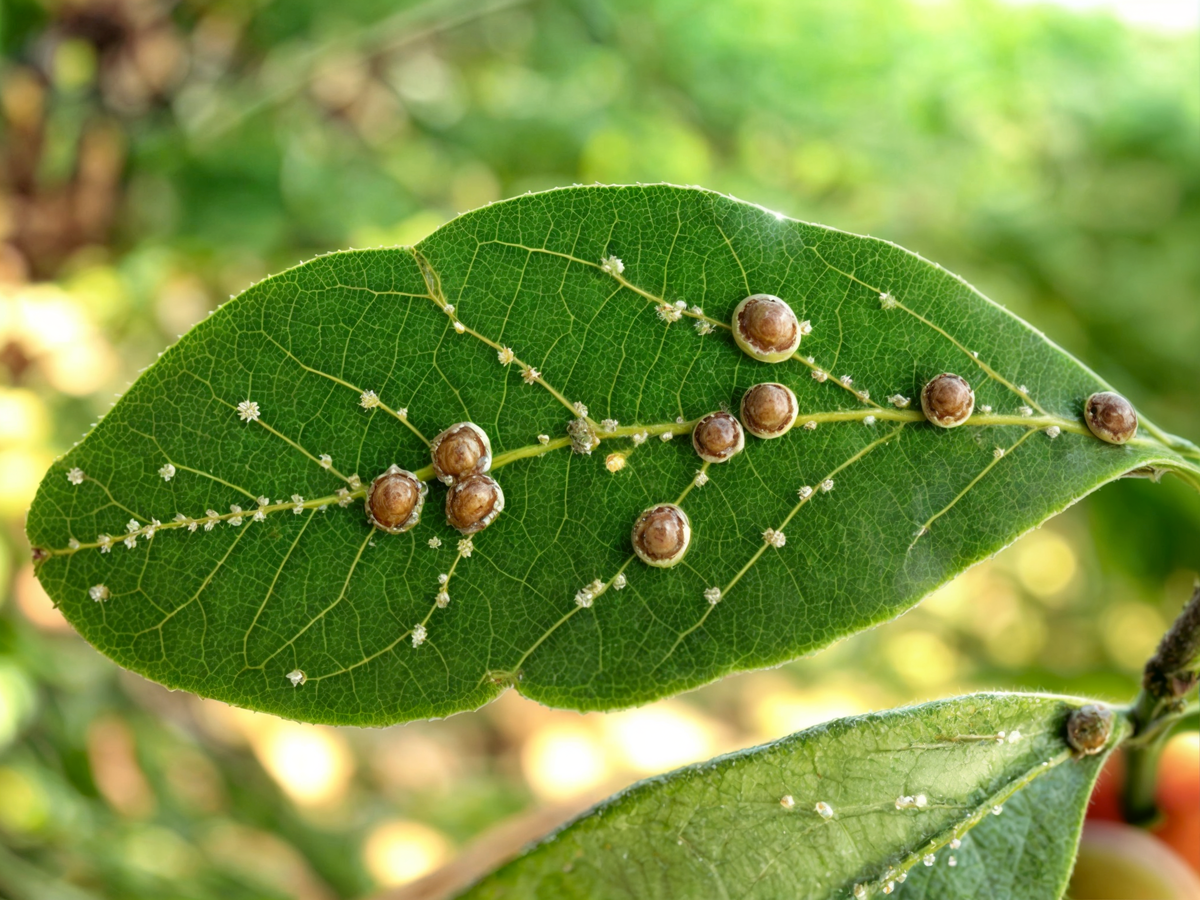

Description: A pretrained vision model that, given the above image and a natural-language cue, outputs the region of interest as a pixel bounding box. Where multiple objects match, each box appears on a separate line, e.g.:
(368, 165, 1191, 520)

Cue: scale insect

(445, 473, 505, 535)
(740, 383, 799, 439)
(921, 373, 975, 428)
(731, 294, 802, 363)
(631, 503, 692, 568)
(430, 422, 493, 484)
(1084, 391, 1137, 445)
(692, 411, 745, 463)
(365, 466, 428, 534)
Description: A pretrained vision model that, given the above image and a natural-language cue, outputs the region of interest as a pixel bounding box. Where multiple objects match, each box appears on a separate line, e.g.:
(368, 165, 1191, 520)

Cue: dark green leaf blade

(26, 185, 1200, 724)
(459, 693, 1122, 900)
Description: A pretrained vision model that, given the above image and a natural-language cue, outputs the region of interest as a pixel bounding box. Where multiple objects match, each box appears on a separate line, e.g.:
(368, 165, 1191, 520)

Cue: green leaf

(26, 185, 1200, 724)
(459, 693, 1123, 900)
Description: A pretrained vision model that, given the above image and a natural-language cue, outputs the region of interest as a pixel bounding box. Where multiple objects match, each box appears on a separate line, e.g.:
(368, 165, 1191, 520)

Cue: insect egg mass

(431, 422, 493, 484)
(732, 294, 802, 363)
(740, 383, 799, 439)
(365, 466, 427, 533)
(445, 474, 505, 534)
(692, 411, 745, 463)
(1084, 391, 1137, 445)
(921, 373, 975, 428)
(631, 503, 692, 568)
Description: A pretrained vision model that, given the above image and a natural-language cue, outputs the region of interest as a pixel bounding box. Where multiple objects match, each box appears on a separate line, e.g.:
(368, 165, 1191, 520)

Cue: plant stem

(1121, 581, 1200, 824)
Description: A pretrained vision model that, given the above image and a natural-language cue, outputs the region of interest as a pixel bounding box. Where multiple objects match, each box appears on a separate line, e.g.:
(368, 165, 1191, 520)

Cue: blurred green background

(0, 0, 1198, 897)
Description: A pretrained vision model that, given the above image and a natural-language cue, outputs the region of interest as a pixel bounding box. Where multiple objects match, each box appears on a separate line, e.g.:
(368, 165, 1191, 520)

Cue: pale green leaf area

(461, 694, 1122, 900)
(26, 185, 1200, 724)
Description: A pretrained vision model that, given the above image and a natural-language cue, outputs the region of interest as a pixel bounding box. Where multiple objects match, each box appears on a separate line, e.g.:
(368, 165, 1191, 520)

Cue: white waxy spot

(704, 587, 721, 605)
(68, 467, 84, 485)
(779, 795, 795, 809)
(694, 320, 715, 335)
(980, 404, 993, 414)
(89, 584, 109, 602)
(798, 485, 813, 500)
(675, 416, 685, 425)
(204, 509, 220, 531)
(992, 805, 1004, 815)
(914, 793, 928, 808)
(158, 463, 176, 481)
(601, 418, 619, 433)
(258, 496, 270, 507)
(857, 390, 870, 402)
(253, 509, 266, 522)
(632, 431, 648, 445)
(811, 369, 828, 382)
(574, 587, 594, 608)
(690, 305, 704, 316)
(537, 434, 550, 445)
(923, 854, 936, 867)
(228, 506, 243, 526)
(600, 255, 624, 276)
(574, 401, 589, 417)
(1007, 730, 1022, 743)
(820, 478, 835, 493)
(319, 454, 332, 469)
(453, 321, 466, 334)
(1018, 385, 1029, 394)
(397, 407, 408, 418)
(994, 447, 1005, 459)
(660, 431, 673, 442)
(814, 801, 833, 819)
(657, 303, 683, 323)
(428, 537, 442, 549)
(762, 528, 786, 548)
(997, 731, 1006, 742)
(950, 838, 962, 849)
(443, 304, 455, 315)
(674, 300, 686, 310)
(348, 474, 362, 490)
(605, 453, 626, 474)
(612, 573, 627, 590)
(798, 319, 813, 336)
(286, 669, 306, 686)
(1018, 406, 1033, 417)
(336, 488, 351, 507)
(1045, 425, 1060, 439)
(693, 470, 708, 487)
(803, 420, 818, 430)
(864, 415, 877, 426)
(497, 346, 515, 365)
(458, 537, 473, 558)
(840, 375, 853, 387)
(438, 573, 449, 585)
(948, 855, 957, 867)
(889, 394, 910, 408)
(521, 367, 541, 385)
(237, 399, 261, 422)
(879, 292, 898, 309)
(411, 624, 427, 647)
(436, 591, 450, 608)
(68, 538, 80, 550)
(291, 494, 304, 514)
(98, 533, 113, 552)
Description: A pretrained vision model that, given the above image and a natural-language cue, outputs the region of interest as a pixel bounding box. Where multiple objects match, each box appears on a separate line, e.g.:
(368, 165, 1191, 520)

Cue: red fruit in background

(1070, 821, 1200, 899)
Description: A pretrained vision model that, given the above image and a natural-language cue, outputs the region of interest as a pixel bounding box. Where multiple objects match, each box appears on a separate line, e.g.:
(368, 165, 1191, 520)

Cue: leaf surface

(26, 185, 1200, 723)
(460, 693, 1122, 900)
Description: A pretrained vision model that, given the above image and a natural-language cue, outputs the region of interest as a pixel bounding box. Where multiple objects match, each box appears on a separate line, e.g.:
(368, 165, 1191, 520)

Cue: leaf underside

(26, 185, 1200, 725)
(460, 693, 1117, 900)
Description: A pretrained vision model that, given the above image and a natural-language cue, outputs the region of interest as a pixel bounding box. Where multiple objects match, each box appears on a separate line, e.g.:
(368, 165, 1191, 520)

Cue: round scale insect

(631, 503, 692, 568)
(431, 422, 493, 484)
(445, 473, 505, 534)
(1084, 391, 1137, 445)
(366, 466, 428, 534)
(692, 411, 745, 463)
(731, 294, 802, 363)
(921, 373, 975, 428)
(740, 382, 799, 439)
(1066, 703, 1115, 756)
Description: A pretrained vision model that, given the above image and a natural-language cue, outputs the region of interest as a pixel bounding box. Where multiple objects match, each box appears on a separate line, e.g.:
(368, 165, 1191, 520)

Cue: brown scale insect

(430, 422, 492, 484)
(445, 473, 505, 535)
(631, 503, 691, 568)
(740, 382, 798, 439)
(692, 411, 745, 463)
(366, 466, 428, 534)
(1066, 703, 1115, 756)
(1084, 391, 1137, 445)
(921, 373, 975, 428)
(732, 294, 802, 363)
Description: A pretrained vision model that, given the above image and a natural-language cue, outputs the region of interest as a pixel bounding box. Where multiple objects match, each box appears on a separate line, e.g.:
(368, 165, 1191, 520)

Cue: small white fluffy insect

(888, 394, 910, 408)
(360, 390, 380, 408)
(993, 447, 1005, 459)
(704, 586, 721, 605)
(436, 591, 450, 608)
(1045, 425, 1061, 439)
(600, 418, 619, 433)
(659, 431, 674, 442)
(98, 533, 113, 552)
(606, 453, 626, 473)
(1018, 406, 1033, 417)
(522, 367, 541, 385)
(863, 415, 877, 426)
(694, 320, 715, 335)
(319, 454, 332, 469)
(457, 537, 474, 558)
(412, 624, 427, 647)
(656, 303, 683, 323)
(811, 369, 828, 382)
(89, 584, 109, 602)
(879, 292, 898, 309)
(923, 854, 936, 867)
(291, 494, 304, 514)
(840, 375, 853, 387)
(693, 470, 709, 487)
(158, 463, 176, 481)
(537, 434, 550, 445)
(612, 573, 627, 590)
(762, 528, 786, 548)
(237, 399, 261, 422)
(228, 506, 243, 526)
(803, 420, 818, 430)
(814, 801, 834, 819)
(428, 537, 442, 549)
(286, 669, 306, 686)
(798, 319, 813, 336)
(574, 401, 589, 417)
(798, 485, 814, 500)
(497, 346, 515, 365)
(820, 478, 835, 493)
(600, 255, 625, 276)
(67, 467, 84, 485)
(779, 795, 795, 810)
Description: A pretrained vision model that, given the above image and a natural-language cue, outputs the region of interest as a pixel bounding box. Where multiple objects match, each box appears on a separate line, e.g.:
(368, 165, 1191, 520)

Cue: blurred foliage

(0, 0, 1197, 896)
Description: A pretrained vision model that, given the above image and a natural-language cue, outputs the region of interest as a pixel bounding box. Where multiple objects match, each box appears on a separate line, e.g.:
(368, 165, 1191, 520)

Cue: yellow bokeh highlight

(521, 722, 609, 801)
(749, 686, 870, 741)
(1013, 530, 1078, 601)
(601, 702, 716, 775)
(1101, 602, 1167, 672)
(881, 630, 961, 691)
(0, 388, 48, 446)
(0, 766, 48, 833)
(0, 284, 118, 396)
(363, 819, 451, 887)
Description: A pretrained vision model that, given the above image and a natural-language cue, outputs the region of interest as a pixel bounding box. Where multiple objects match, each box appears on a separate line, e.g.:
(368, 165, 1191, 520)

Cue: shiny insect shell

(731, 294, 802, 363)
(1066, 703, 1115, 756)
(1083, 391, 1137, 445)
(740, 382, 799, 439)
(445, 473, 505, 535)
(631, 503, 692, 568)
(921, 373, 975, 428)
(366, 466, 428, 534)
(430, 422, 493, 484)
(692, 411, 745, 463)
